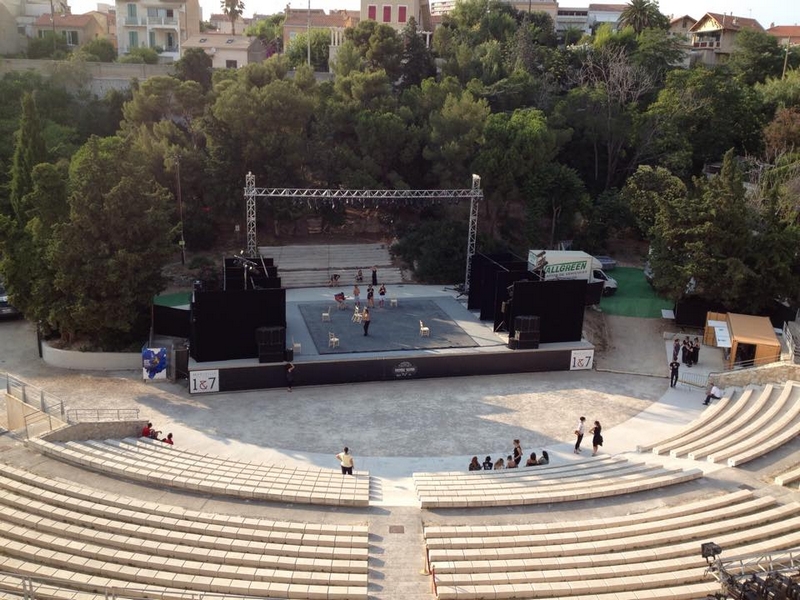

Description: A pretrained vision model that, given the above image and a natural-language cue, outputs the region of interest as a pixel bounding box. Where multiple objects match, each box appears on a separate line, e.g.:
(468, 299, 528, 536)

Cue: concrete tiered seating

(413, 456, 702, 508)
(423, 490, 800, 600)
(640, 381, 800, 467)
(0, 464, 369, 599)
(775, 464, 800, 489)
(28, 436, 370, 506)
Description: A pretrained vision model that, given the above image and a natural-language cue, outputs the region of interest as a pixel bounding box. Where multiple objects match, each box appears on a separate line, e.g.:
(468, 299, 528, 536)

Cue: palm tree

(220, 0, 245, 35)
(618, 0, 668, 34)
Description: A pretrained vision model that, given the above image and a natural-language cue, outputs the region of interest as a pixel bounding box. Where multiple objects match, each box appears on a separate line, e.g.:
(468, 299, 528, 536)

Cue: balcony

(692, 39, 720, 48)
(123, 16, 147, 26)
(147, 16, 178, 26)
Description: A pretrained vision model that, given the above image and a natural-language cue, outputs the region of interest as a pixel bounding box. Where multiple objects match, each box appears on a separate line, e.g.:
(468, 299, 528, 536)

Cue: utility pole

(175, 155, 186, 266)
(307, 0, 311, 67)
(783, 43, 791, 79)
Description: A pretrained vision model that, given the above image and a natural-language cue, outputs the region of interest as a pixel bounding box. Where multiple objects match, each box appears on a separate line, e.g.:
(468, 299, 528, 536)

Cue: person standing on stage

(371, 266, 378, 286)
(353, 284, 360, 308)
(362, 308, 371, 336)
(379, 284, 386, 308)
(367, 285, 375, 308)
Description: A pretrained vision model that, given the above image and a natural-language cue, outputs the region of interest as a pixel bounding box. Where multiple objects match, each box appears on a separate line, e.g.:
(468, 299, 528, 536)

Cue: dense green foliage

(1, 0, 800, 346)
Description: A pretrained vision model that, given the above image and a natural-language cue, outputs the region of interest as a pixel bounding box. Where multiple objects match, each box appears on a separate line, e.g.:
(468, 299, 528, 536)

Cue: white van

(528, 250, 618, 296)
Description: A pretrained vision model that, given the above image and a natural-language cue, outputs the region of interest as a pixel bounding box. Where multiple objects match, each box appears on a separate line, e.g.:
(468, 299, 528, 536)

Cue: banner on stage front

(142, 347, 168, 380)
(569, 349, 594, 370)
(189, 369, 219, 393)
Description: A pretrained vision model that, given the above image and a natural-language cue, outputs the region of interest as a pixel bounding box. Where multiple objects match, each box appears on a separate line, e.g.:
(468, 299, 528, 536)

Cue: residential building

(688, 12, 763, 66)
(0, 2, 23, 54)
(282, 7, 357, 49)
(506, 0, 557, 21)
(208, 12, 250, 34)
(428, 0, 454, 17)
(360, 0, 430, 32)
(181, 33, 265, 68)
(587, 3, 625, 31)
(32, 12, 107, 47)
(767, 24, 800, 46)
(555, 6, 589, 36)
(668, 14, 696, 39)
(115, 0, 200, 62)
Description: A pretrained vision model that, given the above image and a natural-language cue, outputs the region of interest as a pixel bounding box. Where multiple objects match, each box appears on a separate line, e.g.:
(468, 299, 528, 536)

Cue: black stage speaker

(514, 315, 540, 333)
(255, 326, 285, 347)
(258, 350, 284, 364)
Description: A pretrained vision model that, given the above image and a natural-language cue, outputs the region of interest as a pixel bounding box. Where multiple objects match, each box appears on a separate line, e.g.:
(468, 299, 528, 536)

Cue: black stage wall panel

(468, 253, 491, 310)
(190, 288, 286, 362)
(586, 281, 604, 306)
(492, 270, 529, 332)
(674, 297, 727, 328)
(153, 305, 191, 339)
(213, 347, 574, 391)
(510, 280, 585, 343)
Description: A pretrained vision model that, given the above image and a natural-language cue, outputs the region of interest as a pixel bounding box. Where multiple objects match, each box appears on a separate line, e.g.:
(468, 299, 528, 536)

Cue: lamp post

(307, 0, 311, 67)
(174, 154, 186, 266)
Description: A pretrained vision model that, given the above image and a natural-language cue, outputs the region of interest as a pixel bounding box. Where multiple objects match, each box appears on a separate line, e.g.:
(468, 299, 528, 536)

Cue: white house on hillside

(115, 0, 200, 61)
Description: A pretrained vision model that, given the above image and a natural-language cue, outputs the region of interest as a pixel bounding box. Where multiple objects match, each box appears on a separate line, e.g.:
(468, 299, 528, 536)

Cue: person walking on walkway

(590, 421, 603, 456)
(669, 360, 680, 388)
(362, 308, 371, 336)
(672, 338, 680, 361)
(285, 362, 295, 392)
(574, 416, 586, 454)
(336, 447, 354, 475)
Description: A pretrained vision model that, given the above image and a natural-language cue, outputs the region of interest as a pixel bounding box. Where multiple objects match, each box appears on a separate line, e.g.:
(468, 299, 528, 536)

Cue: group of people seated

(141, 422, 174, 445)
(469, 440, 549, 470)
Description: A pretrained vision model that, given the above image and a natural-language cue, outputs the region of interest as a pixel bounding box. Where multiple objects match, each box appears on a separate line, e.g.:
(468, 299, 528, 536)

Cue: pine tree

(400, 18, 435, 90)
(8, 92, 47, 222)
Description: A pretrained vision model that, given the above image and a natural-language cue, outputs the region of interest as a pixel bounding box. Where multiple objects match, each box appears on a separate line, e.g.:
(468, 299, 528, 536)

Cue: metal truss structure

(244, 173, 483, 291)
(708, 548, 800, 599)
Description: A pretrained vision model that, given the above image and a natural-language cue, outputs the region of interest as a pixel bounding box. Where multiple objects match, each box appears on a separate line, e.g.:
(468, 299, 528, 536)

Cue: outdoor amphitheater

(1, 243, 799, 600)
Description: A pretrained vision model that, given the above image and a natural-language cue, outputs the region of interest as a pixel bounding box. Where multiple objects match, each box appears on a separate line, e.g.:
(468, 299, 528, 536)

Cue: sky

(71, 0, 797, 29)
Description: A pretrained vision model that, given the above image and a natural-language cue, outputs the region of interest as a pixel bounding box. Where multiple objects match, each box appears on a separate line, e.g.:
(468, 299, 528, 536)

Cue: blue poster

(142, 347, 168, 380)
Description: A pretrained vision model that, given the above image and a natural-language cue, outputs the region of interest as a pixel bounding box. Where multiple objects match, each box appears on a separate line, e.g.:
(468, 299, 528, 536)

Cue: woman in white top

(336, 447, 354, 475)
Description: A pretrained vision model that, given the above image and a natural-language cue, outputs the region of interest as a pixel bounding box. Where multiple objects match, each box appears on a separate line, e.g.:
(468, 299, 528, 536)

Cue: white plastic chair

(352, 307, 363, 323)
(419, 320, 430, 337)
(292, 337, 301, 354)
(390, 297, 398, 307)
(322, 306, 331, 322)
(328, 332, 340, 348)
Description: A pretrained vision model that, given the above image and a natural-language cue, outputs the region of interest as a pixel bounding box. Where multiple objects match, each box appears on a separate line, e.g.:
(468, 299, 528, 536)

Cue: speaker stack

(508, 315, 540, 349)
(256, 326, 286, 363)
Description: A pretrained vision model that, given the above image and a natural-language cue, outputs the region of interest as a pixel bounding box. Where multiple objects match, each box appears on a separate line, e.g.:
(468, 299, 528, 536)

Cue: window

(63, 30, 78, 45)
(226, 59, 238, 68)
(382, 5, 391, 22)
(166, 32, 175, 48)
(148, 31, 156, 47)
(289, 31, 297, 40)
(367, 5, 376, 19)
(398, 5, 407, 22)
(128, 30, 138, 48)
(127, 3, 136, 17)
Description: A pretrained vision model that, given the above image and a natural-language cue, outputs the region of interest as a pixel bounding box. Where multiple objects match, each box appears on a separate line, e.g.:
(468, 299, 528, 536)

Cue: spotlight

(701, 542, 722, 565)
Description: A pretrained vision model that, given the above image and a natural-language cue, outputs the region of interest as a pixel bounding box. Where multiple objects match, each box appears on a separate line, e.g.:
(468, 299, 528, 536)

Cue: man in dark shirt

(669, 360, 680, 387)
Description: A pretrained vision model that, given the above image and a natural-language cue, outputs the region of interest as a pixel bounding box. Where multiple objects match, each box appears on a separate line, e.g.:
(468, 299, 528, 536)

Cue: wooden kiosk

(705, 312, 781, 369)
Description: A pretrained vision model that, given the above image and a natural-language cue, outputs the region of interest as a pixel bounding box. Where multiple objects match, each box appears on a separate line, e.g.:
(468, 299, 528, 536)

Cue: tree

(763, 107, 800, 160)
(618, 0, 668, 34)
(26, 32, 69, 59)
(245, 14, 285, 55)
(79, 38, 116, 62)
(399, 18, 435, 90)
(728, 29, 786, 86)
(392, 219, 467, 283)
(9, 93, 48, 222)
(620, 165, 687, 236)
(174, 47, 213, 91)
(220, 0, 245, 35)
(49, 136, 174, 347)
(119, 46, 159, 64)
(285, 29, 331, 71)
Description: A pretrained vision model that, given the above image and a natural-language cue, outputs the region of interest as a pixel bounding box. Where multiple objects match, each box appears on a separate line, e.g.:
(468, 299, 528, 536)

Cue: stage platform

(187, 285, 595, 393)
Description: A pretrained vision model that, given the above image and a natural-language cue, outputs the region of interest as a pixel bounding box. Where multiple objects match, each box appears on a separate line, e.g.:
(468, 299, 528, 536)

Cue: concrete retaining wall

(41, 420, 146, 442)
(711, 362, 800, 388)
(42, 341, 141, 371)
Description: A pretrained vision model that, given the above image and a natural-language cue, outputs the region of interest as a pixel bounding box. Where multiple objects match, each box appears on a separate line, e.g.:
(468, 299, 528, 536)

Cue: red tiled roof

(670, 14, 696, 25)
(284, 11, 354, 28)
(691, 12, 764, 33)
(588, 4, 628, 11)
(767, 25, 800, 40)
(33, 13, 95, 27)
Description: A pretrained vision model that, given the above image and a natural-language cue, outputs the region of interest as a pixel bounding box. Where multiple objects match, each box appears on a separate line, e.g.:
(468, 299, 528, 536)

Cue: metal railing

(65, 408, 140, 422)
(678, 371, 709, 389)
(5, 374, 65, 420)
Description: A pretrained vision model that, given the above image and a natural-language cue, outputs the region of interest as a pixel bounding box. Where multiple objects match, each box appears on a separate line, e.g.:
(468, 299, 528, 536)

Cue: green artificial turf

(599, 267, 674, 318)
(153, 292, 192, 307)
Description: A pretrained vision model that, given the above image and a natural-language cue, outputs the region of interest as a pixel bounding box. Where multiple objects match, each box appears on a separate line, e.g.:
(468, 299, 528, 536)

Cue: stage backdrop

(509, 279, 586, 343)
(190, 289, 286, 362)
